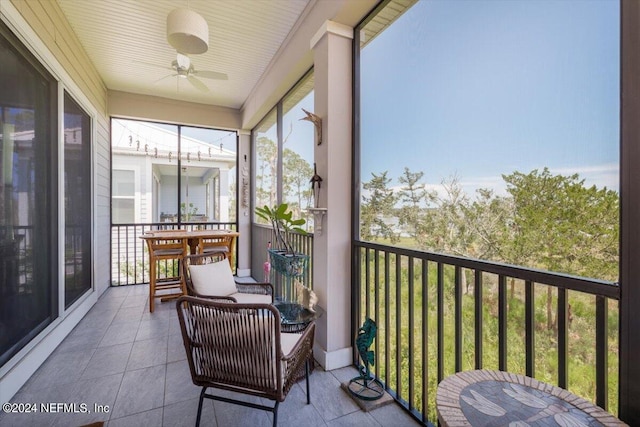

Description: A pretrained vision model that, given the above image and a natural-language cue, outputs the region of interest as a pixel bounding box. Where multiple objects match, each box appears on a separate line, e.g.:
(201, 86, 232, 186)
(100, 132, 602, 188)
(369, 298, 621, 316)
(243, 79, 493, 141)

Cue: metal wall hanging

(300, 108, 322, 145)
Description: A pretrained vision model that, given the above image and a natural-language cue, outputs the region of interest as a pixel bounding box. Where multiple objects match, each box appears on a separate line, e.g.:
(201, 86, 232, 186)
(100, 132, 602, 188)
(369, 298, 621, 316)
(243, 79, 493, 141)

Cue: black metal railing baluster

(365, 248, 371, 320)
(408, 256, 415, 411)
(498, 274, 507, 371)
(125, 225, 131, 285)
(421, 259, 428, 424)
(396, 253, 402, 400)
(353, 247, 362, 366)
(558, 288, 568, 389)
(596, 295, 608, 410)
(374, 249, 380, 380)
(455, 265, 462, 373)
(385, 251, 390, 388)
(437, 262, 444, 384)
(117, 226, 122, 285)
(474, 269, 483, 369)
(525, 280, 535, 377)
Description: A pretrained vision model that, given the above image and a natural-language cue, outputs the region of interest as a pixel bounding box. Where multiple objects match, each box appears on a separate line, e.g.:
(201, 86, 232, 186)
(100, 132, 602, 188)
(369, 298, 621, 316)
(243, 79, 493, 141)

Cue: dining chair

(176, 296, 315, 427)
(196, 233, 236, 269)
(182, 253, 274, 304)
(144, 231, 188, 312)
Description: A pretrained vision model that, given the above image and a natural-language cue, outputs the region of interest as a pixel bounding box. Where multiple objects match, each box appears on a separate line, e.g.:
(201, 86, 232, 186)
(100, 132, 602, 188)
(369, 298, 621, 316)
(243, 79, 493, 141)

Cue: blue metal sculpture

(349, 318, 384, 401)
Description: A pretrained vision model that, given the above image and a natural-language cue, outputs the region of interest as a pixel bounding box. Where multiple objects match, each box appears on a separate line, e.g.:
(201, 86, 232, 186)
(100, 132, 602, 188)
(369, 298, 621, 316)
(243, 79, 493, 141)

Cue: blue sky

(360, 0, 620, 197)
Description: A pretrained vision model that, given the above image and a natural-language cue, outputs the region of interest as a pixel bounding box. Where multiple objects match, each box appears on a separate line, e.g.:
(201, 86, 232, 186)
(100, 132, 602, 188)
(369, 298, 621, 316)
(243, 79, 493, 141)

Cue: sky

(360, 0, 620, 197)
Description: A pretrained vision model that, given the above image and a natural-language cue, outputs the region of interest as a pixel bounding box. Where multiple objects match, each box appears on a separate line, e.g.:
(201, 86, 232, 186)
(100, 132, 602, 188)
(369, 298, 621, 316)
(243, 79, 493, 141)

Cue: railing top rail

(355, 240, 620, 300)
(112, 222, 236, 227)
(252, 222, 315, 236)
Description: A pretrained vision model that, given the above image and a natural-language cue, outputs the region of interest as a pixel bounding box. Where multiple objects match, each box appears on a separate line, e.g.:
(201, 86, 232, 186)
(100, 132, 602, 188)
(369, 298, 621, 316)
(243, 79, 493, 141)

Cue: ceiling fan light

(166, 8, 209, 55)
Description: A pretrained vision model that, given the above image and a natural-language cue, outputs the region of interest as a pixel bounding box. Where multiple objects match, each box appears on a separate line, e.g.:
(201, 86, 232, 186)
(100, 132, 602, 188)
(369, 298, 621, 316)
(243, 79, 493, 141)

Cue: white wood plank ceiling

(56, 0, 312, 109)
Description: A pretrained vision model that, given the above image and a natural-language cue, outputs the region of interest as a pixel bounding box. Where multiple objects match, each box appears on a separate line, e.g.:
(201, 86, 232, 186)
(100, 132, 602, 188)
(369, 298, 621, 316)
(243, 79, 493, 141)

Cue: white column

(237, 130, 252, 277)
(311, 20, 353, 370)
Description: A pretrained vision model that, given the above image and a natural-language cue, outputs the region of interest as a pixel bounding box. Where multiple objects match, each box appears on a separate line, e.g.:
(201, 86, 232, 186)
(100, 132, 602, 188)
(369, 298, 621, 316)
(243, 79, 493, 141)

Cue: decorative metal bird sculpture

(310, 163, 323, 207)
(300, 108, 322, 145)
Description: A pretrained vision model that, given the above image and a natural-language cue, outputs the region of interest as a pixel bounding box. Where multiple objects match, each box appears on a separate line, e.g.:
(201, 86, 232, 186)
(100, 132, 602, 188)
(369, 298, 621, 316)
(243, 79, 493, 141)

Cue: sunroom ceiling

(56, 0, 312, 110)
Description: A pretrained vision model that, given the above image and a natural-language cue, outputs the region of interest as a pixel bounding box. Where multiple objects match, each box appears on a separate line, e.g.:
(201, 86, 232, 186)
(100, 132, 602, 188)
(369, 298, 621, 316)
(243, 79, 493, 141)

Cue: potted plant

(255, 203, 307, 255)
(255, 203, 309, 280)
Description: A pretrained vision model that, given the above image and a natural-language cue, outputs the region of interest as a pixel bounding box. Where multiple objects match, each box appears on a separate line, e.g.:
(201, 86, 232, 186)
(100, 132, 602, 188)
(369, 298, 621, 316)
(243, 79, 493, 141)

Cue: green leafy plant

(255, 203, 307, 254)
(180, 202, 198, 221)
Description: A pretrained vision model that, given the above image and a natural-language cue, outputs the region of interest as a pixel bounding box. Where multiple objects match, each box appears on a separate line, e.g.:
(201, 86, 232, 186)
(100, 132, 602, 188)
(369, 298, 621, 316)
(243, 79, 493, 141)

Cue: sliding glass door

(0, 21, 58, 366)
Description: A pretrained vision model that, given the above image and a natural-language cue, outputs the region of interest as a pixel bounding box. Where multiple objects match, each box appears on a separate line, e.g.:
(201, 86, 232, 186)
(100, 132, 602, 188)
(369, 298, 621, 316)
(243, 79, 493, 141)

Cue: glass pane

(112, 199, 135, 224)
(64, 92, 92, 307)
(112, 170, 134, 197)
(359, 0, 619, 280)
(180, 126, 236, 223)
(254, 108, 278, 221)
(0, 22, 57, 366)
(282, 72, 314, 231)
(111, 119, 178, 223)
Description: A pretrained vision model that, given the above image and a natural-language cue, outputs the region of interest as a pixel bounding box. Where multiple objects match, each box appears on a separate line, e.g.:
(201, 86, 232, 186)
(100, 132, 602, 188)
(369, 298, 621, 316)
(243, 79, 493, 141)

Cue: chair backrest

(182, 253, 230, 298)
(144, 230, 187, 260)
(176, 296, 285, 400)
(198, 235, 233, 253)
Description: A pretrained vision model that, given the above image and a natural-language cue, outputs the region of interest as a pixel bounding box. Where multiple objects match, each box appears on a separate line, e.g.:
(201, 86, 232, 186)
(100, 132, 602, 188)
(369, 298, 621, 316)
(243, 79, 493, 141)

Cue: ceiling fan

(142, 53, 228, 92)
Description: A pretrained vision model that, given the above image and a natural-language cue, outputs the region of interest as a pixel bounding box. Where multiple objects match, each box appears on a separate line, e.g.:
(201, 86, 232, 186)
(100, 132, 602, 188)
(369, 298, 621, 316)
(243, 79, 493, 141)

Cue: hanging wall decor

(300, 108, 322, 145)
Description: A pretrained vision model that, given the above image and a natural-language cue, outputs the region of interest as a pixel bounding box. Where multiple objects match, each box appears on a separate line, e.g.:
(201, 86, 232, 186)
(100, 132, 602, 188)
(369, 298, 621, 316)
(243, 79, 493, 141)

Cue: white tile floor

(0, 285, 423, 427)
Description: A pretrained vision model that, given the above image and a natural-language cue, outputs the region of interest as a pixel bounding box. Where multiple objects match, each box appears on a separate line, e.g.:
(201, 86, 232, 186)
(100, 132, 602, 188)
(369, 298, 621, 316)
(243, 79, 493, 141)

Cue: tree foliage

(255, 136, 277, 213)
(361, 171, 399, 242)
(255, 136, 315, 230)
(502, 167, 618, 281)
(360, 167, 619, 281)
(283, 148, 314, 220)
(397, 167, 436, 247)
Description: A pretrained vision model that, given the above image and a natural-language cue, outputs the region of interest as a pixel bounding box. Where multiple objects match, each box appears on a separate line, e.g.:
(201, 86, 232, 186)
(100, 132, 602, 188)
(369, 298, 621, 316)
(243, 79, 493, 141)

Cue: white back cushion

(189, 260, 237, 297)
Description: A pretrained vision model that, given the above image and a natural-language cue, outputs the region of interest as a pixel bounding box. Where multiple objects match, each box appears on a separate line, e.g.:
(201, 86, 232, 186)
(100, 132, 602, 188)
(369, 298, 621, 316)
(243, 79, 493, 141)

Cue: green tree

(429, 175, 473, 257)
(502, 167, 619, 281)
(462, 188, 513, 261)
(282, 148, 313, 222)
(255, 136, 277, 215)
(361, 171, 399, 242)
(397, 167, 436, 248)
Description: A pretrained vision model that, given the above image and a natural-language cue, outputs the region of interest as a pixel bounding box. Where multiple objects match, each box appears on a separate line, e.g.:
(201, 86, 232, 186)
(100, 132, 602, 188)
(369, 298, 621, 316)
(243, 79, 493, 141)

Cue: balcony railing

(111, 222, 236, 286)
(353, 240, 620, 425)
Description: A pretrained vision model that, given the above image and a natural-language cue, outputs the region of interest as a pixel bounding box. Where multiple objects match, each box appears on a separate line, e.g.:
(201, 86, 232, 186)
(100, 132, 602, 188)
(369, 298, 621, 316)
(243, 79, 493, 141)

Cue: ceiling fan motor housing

(166, 8, 209, 55)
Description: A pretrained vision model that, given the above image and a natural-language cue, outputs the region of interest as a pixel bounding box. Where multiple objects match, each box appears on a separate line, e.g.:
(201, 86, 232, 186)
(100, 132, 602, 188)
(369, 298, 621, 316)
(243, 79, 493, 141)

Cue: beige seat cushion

(189, 260, 237, 297)
(229, 292, 272, 304)
(281, 332, 304, 356)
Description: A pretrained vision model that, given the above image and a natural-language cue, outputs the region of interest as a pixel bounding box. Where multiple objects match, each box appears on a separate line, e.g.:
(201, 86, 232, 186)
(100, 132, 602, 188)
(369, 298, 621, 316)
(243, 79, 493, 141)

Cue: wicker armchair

(182, 253, 274, 303)
(176, 296, 315, 427)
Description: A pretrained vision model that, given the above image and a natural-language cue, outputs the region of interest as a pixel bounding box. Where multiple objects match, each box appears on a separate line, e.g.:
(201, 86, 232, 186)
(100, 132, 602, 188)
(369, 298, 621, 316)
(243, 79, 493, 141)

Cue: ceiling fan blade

(192, 70, 228, 80)
(153, 73, 178, 85)
(187, 75, 209, 92)
(133, 60, 173, 72)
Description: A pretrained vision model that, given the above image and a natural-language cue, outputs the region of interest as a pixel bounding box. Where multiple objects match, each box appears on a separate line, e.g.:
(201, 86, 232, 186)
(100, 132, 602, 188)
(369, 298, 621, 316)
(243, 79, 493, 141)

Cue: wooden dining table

(140, 228, 239, 263)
